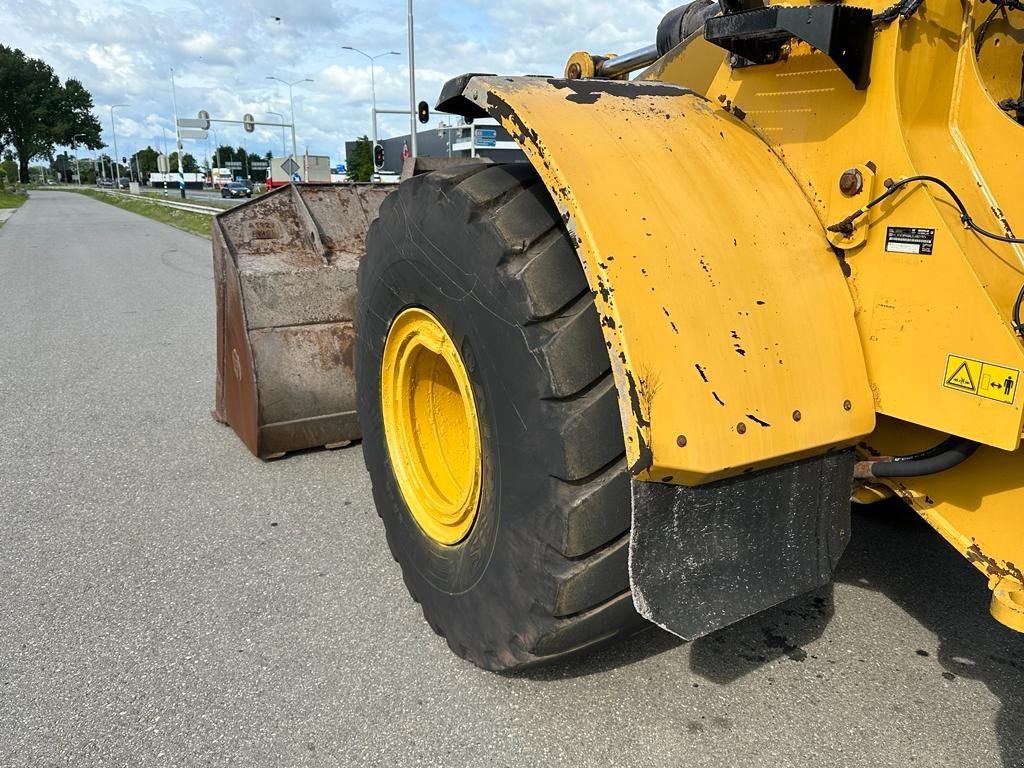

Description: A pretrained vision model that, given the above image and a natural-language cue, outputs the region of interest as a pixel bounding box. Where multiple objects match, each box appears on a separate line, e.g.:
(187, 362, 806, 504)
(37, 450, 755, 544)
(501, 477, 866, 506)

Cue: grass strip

(139, 190, 235, 210)
(0, 189, 28, 228)
(65, 188, 213, 239)
(0, 190, 29, 209)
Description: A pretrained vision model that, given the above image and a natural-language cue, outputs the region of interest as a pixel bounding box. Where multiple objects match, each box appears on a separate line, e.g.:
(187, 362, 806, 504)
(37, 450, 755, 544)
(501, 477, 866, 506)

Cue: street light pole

(160, 127, 170, 196)
(210, 126, 221, 187)
(266, 110, 287, 157)
(265, 76, 313, 163)
(407, 0, 418, 157)
(170, 67, 186, 199)
(110, 104, 127, 184)
(72, 132, 89, 185)
(341, 47, 399, 152)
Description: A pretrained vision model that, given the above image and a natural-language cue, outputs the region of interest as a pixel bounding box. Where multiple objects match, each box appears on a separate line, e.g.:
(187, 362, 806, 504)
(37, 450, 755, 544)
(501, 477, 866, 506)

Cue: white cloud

(4, 0, 684, 162)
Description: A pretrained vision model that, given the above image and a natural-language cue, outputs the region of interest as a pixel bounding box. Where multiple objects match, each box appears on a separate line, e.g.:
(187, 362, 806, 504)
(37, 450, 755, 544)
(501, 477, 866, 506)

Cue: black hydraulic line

(856, 437, 980, 479)
(976, 3, 1006, 56)
(828, 174, 1024, 338)
(828, 175, 1024, 243)
(886, 435, 964, 464)
(1014, 283, 1024, 334)
(873, 0, 925, 24)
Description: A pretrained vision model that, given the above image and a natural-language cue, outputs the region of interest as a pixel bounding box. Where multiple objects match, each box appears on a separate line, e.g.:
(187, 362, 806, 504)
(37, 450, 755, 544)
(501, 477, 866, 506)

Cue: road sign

(179, 128, 208, 140)
(476, 128, 497, 147)
(177, 118, 207, 128)
(281, 157, 300, 176)
(224, 161, 242, 169)
(250, 162, 269, 169)
(335, 164, 346, 174)
(291, 173, 302, 183)
(157, 154, 168, 173)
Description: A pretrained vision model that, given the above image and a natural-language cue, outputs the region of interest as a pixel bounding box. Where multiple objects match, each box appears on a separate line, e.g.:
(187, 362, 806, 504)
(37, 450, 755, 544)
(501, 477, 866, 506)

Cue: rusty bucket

(212, 182, 392, 458)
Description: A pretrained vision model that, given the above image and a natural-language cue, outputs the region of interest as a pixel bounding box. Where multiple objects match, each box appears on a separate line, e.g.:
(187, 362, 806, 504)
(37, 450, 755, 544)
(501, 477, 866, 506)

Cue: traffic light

(198, 110, 210, 130)
(122, 156, 127, 164)
(373, 143, 384, 169)
(243, 113, 255, 133)
(417, 100, 430, 125)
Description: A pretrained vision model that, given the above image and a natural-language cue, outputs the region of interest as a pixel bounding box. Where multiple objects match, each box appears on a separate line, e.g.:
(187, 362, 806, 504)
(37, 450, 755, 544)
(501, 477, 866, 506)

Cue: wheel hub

(380, 307, 482, 545)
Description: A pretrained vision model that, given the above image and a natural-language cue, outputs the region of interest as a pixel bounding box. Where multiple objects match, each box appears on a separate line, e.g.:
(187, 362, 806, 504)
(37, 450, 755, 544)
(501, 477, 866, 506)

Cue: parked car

(221, 182, 252, 199)
(117, 177, 130, 190)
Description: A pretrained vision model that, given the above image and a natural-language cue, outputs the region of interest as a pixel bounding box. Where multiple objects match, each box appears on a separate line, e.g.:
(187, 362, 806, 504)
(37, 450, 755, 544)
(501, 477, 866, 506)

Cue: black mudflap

(628, 450, 854, 639)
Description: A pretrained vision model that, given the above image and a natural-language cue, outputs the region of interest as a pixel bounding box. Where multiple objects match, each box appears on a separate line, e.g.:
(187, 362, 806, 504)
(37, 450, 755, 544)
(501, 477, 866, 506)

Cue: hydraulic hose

(855, 436, 980, 479)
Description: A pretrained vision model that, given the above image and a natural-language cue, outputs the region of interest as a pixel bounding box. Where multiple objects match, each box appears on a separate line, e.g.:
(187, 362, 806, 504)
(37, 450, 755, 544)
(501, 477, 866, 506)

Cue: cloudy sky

(2, 0, 677, 164)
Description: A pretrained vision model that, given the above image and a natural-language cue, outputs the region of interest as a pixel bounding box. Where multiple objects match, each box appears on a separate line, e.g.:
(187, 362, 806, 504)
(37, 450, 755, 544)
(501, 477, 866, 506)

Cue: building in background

(148, 172, 205, 190)
(345, 118, 526, 177)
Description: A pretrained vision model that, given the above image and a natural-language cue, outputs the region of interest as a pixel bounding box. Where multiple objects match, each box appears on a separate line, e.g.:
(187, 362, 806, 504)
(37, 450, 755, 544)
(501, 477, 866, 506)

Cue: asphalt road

(180, 188, 249, 206)
(1, 191, 1021, 768)
(132, 187, 245, 208)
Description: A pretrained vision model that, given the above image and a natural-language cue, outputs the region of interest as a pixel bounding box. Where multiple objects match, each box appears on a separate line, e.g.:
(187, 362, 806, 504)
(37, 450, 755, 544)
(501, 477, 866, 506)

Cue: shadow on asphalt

(836, 500, 1023, 768)
(513, 500, 1023, 767)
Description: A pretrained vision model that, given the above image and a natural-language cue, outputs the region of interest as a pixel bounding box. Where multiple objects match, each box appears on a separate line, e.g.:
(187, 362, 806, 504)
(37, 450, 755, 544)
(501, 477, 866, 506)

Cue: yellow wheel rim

(381, 307, 482, 545)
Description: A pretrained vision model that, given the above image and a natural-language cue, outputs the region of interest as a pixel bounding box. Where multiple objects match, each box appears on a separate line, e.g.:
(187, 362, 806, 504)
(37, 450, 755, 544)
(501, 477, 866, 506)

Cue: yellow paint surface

(458, 75, 874, 484)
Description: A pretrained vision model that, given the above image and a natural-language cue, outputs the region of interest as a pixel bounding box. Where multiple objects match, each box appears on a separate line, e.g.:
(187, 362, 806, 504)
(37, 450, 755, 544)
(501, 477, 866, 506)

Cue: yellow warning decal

(943, 354, 1019, 404)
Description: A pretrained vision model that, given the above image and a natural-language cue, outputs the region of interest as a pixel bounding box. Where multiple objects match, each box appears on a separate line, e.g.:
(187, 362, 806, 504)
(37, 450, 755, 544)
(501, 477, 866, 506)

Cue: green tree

(246, 151, 267, 181)
(51, 152, 73, 182)
(0, 156, 15, 188)
(75, 157, 96, 185)
(132, 146, 159, 179)
(0, 45, 103, 182)
(165, 151, 199, 174)
(95, 153, 113, 181)
(212, 144, 233, 169)
(347, 136, 372, 182)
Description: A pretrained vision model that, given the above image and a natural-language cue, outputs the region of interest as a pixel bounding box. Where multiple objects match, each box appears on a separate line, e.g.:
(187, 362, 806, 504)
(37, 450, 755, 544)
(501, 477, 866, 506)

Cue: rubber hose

(869, 437, 979, 478)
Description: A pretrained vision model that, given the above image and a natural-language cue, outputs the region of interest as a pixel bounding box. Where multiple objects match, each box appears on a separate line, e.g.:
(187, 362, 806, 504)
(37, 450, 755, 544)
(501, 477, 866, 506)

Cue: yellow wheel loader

(213, 0, 1024, 670)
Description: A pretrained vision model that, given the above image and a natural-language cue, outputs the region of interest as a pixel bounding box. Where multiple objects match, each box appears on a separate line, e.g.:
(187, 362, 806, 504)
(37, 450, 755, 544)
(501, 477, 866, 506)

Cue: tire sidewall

(356, 173, 562, 661)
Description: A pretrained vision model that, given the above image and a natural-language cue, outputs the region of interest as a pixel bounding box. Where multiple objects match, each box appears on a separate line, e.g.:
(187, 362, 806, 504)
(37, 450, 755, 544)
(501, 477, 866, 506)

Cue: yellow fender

(438, 76, 874, 484)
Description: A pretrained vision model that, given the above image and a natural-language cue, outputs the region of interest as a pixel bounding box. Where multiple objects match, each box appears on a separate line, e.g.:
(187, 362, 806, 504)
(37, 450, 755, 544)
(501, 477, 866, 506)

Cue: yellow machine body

(649, 0, 1024, 452)
(442, 0, 1024, 632)
(454, 75, 875, 485)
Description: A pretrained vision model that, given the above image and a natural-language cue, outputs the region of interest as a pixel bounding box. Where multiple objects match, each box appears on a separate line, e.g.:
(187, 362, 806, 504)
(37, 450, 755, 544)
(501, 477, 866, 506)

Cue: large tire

(356, 164, 646, 670)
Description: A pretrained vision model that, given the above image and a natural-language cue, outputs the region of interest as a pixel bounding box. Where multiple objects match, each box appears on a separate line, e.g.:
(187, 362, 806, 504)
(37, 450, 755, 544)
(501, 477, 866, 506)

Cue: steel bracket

(704, 5, 875, 90)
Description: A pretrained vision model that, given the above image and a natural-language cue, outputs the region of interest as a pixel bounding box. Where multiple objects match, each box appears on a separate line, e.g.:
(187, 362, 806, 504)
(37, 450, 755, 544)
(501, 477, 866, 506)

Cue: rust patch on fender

(967, 544, 1024, 584)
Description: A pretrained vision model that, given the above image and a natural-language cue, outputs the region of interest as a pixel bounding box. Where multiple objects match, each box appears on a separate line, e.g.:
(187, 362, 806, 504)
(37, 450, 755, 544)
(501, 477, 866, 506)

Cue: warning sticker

(943, 354, 1019, 404)
(886, 226, 935, 255)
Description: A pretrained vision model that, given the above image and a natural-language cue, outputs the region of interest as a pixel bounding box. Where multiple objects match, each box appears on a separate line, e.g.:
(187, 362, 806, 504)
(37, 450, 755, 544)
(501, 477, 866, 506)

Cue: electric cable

(828, 174, 1024, 336)
(828, 174, 1024, 243)
(873, 0, 925, 24)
